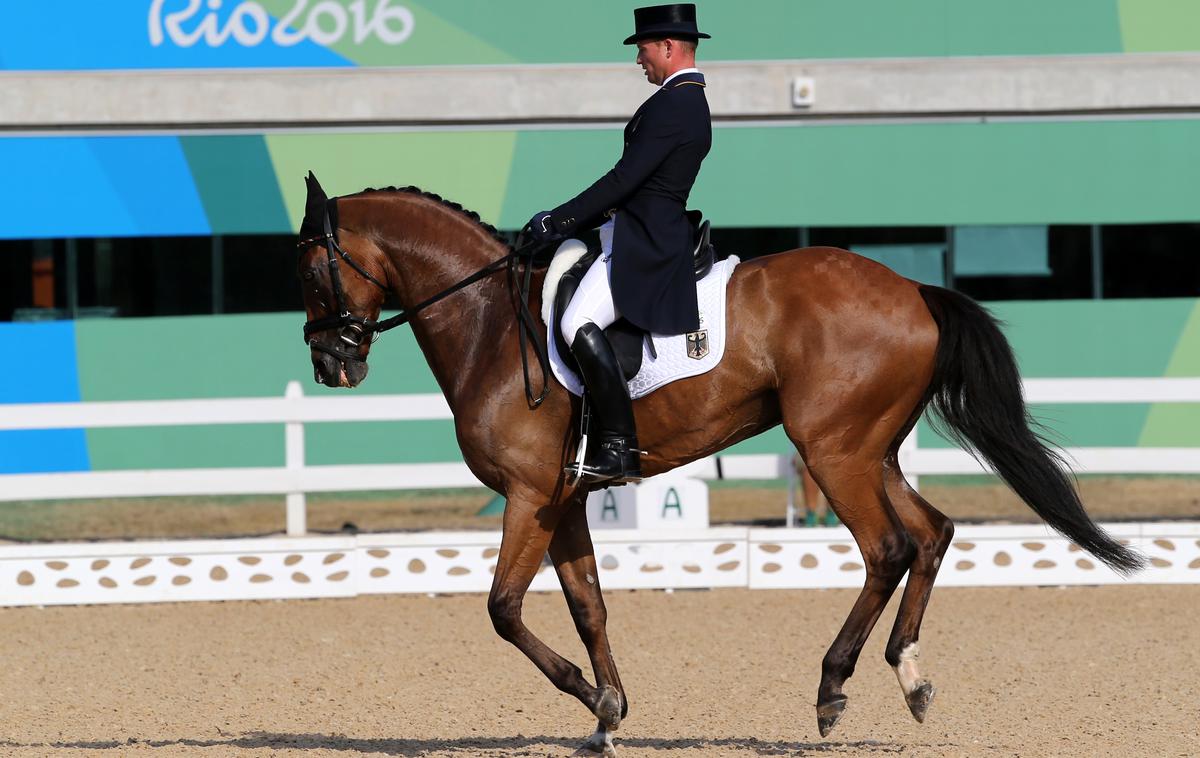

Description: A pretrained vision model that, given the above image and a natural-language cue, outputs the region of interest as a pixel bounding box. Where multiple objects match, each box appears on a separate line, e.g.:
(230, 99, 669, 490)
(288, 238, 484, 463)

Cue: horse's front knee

(488, 589, 523, 642)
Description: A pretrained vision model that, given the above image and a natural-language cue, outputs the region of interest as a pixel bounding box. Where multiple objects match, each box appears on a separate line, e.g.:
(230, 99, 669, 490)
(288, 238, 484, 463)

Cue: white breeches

(561, 217, 620, 347)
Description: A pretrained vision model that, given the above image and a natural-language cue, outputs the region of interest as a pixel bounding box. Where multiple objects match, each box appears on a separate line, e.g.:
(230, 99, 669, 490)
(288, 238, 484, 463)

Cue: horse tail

(916, 285, 1144, 575)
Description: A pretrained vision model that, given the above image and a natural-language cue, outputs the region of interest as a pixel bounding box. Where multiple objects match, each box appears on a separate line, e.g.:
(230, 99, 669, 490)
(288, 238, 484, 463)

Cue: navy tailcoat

(550, 71, 711, 335)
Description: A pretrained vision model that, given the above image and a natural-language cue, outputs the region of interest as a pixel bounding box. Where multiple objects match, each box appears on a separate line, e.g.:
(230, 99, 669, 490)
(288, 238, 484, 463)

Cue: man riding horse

(527, 3, 712, 486)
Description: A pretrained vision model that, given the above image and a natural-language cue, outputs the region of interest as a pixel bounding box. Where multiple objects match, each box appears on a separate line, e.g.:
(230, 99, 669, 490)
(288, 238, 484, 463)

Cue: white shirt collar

(661, 67, 700, 88)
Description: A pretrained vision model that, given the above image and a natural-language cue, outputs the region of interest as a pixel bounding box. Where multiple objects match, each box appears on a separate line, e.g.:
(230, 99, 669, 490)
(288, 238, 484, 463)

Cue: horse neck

(370, 195, 516, 408)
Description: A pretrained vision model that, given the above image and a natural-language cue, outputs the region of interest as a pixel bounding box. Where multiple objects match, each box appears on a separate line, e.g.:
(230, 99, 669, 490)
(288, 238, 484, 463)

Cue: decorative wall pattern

(1, 523, 1195, 607)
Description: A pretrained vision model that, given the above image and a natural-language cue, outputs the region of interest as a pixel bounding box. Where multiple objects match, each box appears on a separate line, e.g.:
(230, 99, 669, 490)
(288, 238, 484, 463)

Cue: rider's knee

(561, 308, 595, 348)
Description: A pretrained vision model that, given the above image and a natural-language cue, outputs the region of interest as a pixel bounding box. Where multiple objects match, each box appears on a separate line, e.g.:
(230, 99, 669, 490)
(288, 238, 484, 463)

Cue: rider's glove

(527, 211, 562, 243)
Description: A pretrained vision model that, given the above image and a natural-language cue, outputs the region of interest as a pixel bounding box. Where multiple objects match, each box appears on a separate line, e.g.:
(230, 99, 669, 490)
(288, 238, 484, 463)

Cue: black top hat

(623, 3, 711, 45)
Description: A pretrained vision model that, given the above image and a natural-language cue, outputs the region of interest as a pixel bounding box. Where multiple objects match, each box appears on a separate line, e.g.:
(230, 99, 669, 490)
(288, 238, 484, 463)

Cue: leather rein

(299, 204, 553, 407)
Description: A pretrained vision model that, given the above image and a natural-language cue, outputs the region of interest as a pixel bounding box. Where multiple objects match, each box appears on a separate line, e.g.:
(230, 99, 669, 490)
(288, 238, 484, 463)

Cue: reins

(300, 203, 553, 408)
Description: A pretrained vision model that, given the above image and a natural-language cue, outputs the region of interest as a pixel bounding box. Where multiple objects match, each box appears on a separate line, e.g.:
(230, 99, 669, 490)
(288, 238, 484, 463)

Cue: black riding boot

(567, 322, 642, 485)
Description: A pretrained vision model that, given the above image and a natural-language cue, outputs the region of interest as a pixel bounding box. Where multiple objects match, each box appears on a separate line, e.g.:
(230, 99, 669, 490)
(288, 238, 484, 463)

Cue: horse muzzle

(311, 348, 369, 388)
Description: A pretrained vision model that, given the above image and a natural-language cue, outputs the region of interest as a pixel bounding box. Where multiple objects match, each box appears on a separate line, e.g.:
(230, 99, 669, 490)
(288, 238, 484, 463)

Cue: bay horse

(295, 174, 1141, 754)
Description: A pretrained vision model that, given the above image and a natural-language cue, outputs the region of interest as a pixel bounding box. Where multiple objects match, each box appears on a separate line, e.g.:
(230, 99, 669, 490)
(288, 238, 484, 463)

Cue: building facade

(1, 1, 1197, 472)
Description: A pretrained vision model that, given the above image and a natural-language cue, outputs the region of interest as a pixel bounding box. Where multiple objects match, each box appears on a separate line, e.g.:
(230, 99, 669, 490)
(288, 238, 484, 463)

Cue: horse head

(296, 172, 391, 388)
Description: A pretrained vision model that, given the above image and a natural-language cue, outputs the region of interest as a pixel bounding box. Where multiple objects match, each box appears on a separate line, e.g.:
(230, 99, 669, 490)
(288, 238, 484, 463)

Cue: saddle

(553, 212, 716, 381)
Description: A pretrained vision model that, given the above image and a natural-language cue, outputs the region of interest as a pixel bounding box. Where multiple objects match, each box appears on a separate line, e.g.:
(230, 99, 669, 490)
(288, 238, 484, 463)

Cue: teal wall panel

(73, 312, 453, 470)
(691, 119, 1200, 228)
(0, 297, 1192, 473)
(507, 119, 1200, 229)
(181, 136, 291, 234)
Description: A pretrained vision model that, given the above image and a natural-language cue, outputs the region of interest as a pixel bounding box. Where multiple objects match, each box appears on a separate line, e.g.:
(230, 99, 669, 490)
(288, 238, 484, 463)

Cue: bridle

(299, 203, 552, 406)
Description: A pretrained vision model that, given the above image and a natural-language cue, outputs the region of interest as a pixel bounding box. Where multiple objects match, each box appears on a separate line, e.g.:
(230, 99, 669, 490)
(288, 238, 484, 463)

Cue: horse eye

(302, 270, 316, 282)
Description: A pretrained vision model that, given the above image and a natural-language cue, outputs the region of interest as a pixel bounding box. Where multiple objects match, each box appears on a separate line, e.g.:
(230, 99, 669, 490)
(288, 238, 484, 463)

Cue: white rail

(899, 377, 1200, 490)
(1, 378, 1196, 535)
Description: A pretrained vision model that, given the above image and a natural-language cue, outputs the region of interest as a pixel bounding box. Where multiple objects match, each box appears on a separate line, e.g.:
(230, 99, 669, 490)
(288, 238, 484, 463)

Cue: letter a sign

(601, 491, 620, 521)
(662, 487, 683, 518)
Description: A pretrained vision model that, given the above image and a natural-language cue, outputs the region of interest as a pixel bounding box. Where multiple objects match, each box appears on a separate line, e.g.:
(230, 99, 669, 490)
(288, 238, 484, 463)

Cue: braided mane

(356, 186, 513, 250)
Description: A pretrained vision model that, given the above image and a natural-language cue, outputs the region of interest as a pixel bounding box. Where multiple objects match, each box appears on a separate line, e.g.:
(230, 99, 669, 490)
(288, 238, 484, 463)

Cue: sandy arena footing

(1, 585, 1197, 757)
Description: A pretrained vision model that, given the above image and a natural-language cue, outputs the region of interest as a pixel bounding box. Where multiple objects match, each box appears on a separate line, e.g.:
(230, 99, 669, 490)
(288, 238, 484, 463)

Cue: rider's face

(635, 39, 670, 85)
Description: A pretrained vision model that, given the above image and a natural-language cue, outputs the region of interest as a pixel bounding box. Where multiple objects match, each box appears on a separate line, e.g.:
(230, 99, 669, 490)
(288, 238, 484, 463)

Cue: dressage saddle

(554, 212, 715, 381)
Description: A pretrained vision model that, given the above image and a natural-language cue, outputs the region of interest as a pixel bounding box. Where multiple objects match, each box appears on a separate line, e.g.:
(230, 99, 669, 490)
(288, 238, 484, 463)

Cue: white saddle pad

(547, 254, 740, 400)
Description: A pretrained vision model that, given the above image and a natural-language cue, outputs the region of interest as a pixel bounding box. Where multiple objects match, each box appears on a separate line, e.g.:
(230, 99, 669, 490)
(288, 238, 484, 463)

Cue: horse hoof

(594, 685, 623, 730)
(573, 729, 617, 757)
(816, 696, 848, 737)
(906, 681, 936, 723)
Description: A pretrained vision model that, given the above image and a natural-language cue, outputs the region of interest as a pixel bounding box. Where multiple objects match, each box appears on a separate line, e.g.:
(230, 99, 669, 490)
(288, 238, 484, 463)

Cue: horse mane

(354, 186, 514, 251)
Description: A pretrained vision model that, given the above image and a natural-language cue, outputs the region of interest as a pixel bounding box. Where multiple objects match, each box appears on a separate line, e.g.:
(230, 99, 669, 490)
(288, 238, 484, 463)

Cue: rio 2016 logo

(149, 0, 415, 48)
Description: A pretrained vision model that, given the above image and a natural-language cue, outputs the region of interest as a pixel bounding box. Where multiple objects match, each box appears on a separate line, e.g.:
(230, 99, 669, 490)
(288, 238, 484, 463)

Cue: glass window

(73, 236, 212, 318)
(222, 235, 303, 314)
(709, 227, 804, 261)
(0, 240, 35, 321)
(3, 223, 1199, 322)
(954, 225, 1094, 301)
(1101, 224, 1200, 298)
(953, 226, 1050, 277)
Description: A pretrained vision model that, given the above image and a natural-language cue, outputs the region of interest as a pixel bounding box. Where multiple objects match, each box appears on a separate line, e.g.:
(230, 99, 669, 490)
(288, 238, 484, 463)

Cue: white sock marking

(893, 642, 927, 694)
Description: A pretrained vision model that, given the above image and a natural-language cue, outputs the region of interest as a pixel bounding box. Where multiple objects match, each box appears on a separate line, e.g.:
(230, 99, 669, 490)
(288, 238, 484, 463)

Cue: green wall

(263, 118, 1200, 236)
(69, 298, 1200, 470)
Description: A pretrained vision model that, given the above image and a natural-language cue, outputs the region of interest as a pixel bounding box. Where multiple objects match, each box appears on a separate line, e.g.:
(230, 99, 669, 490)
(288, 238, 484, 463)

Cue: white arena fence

(1, 378, 1197, 534)
(1, 377, 1198, 605)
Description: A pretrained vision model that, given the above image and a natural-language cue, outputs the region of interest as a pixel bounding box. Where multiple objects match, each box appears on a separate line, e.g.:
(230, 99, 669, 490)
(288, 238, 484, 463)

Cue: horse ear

(300, 171, 330, 239)
(305, 171, 328, 205)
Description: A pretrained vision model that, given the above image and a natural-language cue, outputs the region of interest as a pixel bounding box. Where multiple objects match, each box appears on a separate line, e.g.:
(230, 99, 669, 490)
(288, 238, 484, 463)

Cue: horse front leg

(549, 497, 626, 756)
(487, 487, 614, 734)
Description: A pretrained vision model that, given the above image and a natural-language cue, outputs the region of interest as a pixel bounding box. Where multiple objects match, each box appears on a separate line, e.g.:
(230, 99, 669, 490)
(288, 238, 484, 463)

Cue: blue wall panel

(0, 322, 90, 473)
(0, 4, 351, 70)
(0, 137, 211, 239)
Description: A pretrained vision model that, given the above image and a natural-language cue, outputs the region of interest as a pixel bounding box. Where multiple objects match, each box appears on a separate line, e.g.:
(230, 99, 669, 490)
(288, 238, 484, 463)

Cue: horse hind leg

(881, 456, 954, 723)
(801, 450, 916, 737)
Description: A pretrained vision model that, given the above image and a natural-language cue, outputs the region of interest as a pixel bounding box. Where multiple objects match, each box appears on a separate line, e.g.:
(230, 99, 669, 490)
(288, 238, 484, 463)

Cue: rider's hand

(527, 211, 562, 243)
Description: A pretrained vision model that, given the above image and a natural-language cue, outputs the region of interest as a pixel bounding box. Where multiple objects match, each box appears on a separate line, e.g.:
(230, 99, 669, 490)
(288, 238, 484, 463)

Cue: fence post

(284, 381, 307, 536)
(899, 428, 919, 493)
(784, 454, 797, 528)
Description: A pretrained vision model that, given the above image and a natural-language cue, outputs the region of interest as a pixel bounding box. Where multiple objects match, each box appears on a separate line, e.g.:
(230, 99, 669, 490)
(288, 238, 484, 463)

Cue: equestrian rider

(527, 3, 712, 485)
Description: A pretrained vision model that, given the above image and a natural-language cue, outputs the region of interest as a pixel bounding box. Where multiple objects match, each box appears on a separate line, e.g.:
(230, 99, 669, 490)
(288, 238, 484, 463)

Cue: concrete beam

(4, 53, 1200, 131)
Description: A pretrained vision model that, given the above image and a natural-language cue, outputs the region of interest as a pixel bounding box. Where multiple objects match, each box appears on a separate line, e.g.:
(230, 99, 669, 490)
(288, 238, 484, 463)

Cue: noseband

(299, 203, 552, 406)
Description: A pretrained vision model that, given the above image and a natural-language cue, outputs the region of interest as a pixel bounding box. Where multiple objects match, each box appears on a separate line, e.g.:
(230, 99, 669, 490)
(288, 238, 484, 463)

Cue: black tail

(917, 285, 1144, 574)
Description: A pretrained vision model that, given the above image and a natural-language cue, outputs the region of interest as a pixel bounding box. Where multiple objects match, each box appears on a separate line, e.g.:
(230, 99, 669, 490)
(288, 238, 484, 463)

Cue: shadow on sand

(0, 732, 915, 756)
